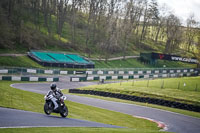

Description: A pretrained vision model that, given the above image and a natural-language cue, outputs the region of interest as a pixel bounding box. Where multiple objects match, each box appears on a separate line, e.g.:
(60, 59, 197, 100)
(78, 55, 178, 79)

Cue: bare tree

(57, 0, 69, 38)
(70, 0, 80, 45)
(31, 0, 40, 30)
(154, 4, 170, 43)
(140, 0, 149, 41)
(84, 0, 101, 57)
(196, 32, 200, 67)
(148, 0, 159, 41)
(120, 0, 134, 59)
(0, 5, 15, 49)
(97, 0, 121, 62)
(185, 14, 198, 52)
(42, 0, 51, 35)
(164, 14, 182, 54)
(2, 0, 199, 58)
(192, 28, 200, 68)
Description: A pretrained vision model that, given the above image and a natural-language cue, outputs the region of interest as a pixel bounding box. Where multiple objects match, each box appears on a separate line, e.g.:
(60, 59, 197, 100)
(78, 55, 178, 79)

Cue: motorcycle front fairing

(44, 94, 68, 117)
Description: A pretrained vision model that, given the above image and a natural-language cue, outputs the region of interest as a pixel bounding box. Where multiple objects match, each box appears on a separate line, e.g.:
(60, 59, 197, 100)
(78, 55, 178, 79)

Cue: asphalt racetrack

(2, 78, 200, 133)
(0, 107, 121, 128)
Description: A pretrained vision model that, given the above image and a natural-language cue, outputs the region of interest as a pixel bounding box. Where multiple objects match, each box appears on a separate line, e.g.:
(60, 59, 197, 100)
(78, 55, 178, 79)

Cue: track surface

(8, 81, 200, 133)
(0, 107, 121, 128)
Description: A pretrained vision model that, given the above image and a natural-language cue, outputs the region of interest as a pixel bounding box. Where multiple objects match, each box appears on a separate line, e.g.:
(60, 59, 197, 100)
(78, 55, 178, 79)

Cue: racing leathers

(46, 88, 63, 110)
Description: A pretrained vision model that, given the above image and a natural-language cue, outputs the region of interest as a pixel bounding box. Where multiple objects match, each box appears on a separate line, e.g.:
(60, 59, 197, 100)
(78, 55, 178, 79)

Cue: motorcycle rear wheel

(60, 105, 68, 117)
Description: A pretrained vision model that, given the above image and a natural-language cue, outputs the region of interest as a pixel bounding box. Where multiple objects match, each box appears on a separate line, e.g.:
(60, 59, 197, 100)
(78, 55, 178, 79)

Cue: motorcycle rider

(47, 83, 63, 110)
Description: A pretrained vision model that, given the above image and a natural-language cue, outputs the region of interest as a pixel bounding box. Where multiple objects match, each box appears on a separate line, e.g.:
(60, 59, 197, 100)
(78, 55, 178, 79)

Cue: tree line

(0, 0, 200, 61)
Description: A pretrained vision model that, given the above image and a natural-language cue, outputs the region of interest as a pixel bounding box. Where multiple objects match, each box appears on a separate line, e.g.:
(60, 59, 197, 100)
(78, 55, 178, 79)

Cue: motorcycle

(44, 94, 68, 117)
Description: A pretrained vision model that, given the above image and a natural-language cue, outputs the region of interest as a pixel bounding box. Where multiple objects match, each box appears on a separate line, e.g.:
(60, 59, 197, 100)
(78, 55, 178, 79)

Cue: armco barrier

(86, 68, 199, 75)
(69, 89, 200, 112)
(70, 72, 198, 82)
(0, 68, 75, 75)
(1, 67, 199, 76)
(0, 76, 59, 82)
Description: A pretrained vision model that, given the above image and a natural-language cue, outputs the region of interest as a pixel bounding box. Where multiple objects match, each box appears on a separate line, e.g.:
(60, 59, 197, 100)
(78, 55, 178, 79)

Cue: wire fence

(117, 78, 200, 92)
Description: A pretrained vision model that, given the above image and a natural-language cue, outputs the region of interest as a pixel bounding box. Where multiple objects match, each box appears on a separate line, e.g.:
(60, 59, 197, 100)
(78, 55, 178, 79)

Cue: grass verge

(77, 77, 200, 106)
(0, 127, 169, 133)
(0, 81, 161, 133)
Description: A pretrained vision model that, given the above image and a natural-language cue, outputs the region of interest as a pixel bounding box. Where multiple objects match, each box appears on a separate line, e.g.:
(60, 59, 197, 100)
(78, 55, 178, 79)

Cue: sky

(157, 0, 200, 25)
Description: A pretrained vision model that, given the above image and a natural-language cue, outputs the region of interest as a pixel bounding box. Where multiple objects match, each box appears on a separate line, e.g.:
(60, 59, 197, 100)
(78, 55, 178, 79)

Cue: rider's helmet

(50, 83, 57, 91)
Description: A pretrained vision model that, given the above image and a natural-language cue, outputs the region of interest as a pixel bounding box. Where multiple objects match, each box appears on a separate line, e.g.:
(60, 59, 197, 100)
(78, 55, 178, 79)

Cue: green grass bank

(0, 55, 196, 69)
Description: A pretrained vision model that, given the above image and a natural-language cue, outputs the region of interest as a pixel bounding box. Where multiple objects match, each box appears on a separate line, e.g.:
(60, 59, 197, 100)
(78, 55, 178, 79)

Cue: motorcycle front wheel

(44, 102, 52, 115)
(60, 105, 68, 117)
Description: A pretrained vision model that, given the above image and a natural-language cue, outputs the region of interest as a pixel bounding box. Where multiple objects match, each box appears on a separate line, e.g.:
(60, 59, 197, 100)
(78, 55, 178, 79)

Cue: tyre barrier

(0, 75, 59, 82)
(69, 89, 200, 112)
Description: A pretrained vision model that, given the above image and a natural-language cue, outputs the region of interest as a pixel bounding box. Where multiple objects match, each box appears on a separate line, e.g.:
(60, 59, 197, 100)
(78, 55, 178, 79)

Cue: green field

(0, 81, 161, 133)
(78, 77, 200, 106)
